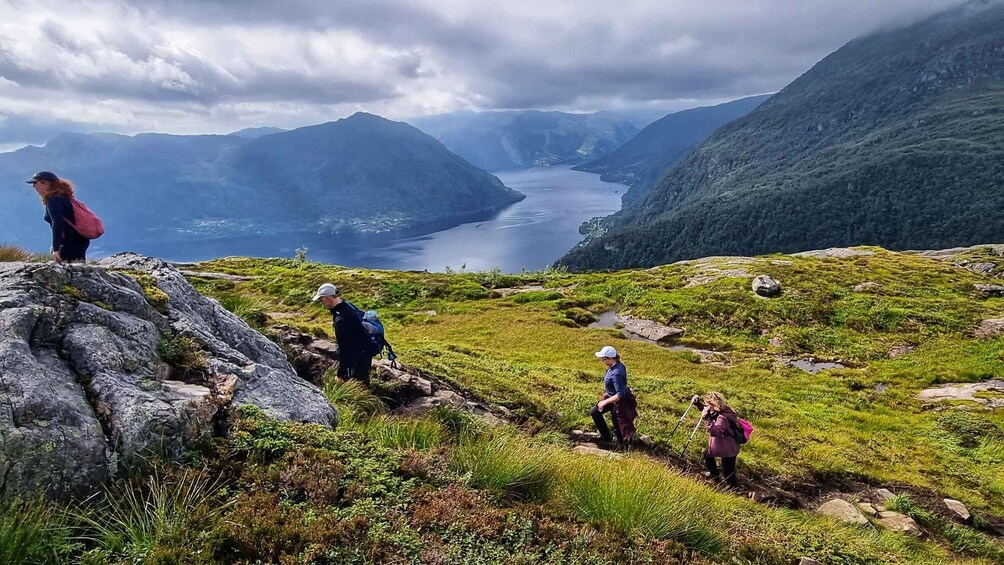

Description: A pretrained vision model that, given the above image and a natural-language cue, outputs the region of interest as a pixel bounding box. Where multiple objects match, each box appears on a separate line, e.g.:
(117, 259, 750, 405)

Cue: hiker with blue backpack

(692, 391, 745, 491)
(313, 283, 397, 386)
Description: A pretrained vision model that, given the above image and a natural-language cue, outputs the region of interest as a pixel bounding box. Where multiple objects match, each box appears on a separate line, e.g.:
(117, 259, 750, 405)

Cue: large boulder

(0, 255, 335, 499)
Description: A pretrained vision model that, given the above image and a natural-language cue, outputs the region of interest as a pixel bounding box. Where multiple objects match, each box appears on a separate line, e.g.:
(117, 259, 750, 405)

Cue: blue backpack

(345, 302, 398, 367)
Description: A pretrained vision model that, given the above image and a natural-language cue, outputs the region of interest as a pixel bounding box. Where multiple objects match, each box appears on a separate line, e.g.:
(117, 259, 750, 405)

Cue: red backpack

(67, 197, 105, 239)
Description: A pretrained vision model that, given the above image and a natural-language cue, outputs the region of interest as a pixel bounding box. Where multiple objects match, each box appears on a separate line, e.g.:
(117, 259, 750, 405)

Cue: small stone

(817, 499, 869, 525)
(799, 558, 822, 565)
(853, 282, 882, 292)
(943, 499, 971, 522)
(857, 502, 879, 516)
(769, 337, 783, 348)
(752, 275, 781, 298)
(887, 345, 915, 358)
(877, 511, 922, 536)
(638, 435, 655, 447)
(875, 488, 896, 503)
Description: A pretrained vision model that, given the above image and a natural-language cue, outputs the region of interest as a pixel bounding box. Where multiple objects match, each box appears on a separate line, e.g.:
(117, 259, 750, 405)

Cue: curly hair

(40, 178, 75, 202)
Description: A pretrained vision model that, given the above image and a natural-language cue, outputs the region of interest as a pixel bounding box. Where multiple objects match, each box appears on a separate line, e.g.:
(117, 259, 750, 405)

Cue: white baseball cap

(311, 283, 339, 301)
(594, 345, 618, 358)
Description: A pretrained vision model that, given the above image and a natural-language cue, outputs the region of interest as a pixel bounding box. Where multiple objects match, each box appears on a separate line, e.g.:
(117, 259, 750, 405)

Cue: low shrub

(355, 416, 448, 450)
(154, 334, 206, 375)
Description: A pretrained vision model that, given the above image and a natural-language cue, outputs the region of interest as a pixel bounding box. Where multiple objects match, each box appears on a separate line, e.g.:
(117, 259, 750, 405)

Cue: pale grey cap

(311, 283, 339, 301)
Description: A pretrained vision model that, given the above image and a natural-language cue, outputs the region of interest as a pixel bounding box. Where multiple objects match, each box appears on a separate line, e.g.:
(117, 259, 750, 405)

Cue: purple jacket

(706, 407, 740, 458)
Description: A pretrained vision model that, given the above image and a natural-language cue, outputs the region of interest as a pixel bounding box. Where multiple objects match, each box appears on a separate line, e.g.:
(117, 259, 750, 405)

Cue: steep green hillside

(411, 110, 639, 171)
(572, 95, 770, 206)
(560, 0, 1004, 271)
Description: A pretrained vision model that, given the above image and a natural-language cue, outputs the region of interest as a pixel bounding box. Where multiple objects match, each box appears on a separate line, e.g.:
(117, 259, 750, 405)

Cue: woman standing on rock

(693, 391, 741, 490)
(591, 345, 637, 446)
(27, 171, 89, 263)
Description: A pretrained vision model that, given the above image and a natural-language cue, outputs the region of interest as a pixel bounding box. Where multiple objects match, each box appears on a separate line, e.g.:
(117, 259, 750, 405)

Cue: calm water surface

(136, 166, 622, 272)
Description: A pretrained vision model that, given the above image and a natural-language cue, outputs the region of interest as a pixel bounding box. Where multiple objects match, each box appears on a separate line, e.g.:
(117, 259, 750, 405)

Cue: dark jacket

(44, 196, 89, 260)
(330, 301, 371, 377)
(705, 406, 741, 458)
(602, 362, 637, 439)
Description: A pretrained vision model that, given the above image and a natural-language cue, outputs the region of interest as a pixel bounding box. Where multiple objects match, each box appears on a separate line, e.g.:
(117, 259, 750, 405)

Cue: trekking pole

(669, 399, 695, 439)
(680, 415, 704, 458)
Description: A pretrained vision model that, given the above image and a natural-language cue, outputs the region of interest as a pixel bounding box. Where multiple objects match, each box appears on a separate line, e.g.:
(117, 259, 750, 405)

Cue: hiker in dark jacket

(313, 283, 373, 385)
(590, 345, 638, 446)
(693, 391, 741, 490)
(27, 171, 89, 262)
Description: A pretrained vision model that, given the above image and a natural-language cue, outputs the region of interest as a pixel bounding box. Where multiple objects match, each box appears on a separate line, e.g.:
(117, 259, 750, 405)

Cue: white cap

(594, 345, 618, 358)
(311, 283, 339, 301)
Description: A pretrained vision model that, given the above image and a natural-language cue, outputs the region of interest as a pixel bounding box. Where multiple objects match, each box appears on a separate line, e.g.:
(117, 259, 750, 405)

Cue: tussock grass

(217, 293, 268, 329)
(0, 243, 46, 262)
(560, 457, 723, 552)
(353, 415, 449, 450)
(452, 430, 557, 502)
(74, 468, 227, 561)
(323, 379, 386, 419)
(0, 497, 77, 563)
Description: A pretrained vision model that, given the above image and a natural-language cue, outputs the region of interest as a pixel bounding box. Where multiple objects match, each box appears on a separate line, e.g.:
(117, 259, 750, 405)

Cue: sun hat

(311, 283, 339, 301)
(594, 345, 618, 359)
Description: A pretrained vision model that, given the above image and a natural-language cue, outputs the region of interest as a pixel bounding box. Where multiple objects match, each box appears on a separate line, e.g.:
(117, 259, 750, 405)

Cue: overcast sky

(0, 0, 967, 148)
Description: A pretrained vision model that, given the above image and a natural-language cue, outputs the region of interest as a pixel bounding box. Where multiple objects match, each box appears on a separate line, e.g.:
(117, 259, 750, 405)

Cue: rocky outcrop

(0, 254, 335, 499)
(974, 284, 1004, 297)
(917, 380, 1004, 408)
(752, 275, 781, 297)
(792, 248, 875, 259)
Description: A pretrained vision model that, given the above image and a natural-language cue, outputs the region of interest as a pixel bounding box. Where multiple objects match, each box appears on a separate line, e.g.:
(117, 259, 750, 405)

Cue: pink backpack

(67, 198, 105, 239)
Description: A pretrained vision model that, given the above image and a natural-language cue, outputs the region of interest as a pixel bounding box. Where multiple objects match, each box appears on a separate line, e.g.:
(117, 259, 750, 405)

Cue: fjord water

(139, 166, 622, 272)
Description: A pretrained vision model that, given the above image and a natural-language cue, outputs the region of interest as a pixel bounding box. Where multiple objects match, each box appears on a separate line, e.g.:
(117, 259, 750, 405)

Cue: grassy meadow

(3, 244, 1004, 563)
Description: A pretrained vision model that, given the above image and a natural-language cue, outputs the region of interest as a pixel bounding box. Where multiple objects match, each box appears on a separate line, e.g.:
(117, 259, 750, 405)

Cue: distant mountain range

(410, 110, 639, 171)
(572, 95, 770, 206)
(0, 113, 523, 252)
(559, 0, 1004, 270)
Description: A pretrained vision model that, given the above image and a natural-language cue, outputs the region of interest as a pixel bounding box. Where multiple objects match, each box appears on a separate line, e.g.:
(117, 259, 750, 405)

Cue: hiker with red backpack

(27, 170, 104, 263)
(692, 391, 745, 491)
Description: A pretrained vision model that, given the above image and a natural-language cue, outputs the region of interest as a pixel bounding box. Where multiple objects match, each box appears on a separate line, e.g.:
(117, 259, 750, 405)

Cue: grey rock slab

(975, 318, 1004, 339)
(791, 248, 875, 258)
(974, 284, 1004, 296)
(964, 262, 997, 275)
(817, 499, 869, 525)
(853, 282, 882, 292)
(620, 316, 684, 341)
(571, 443, 624, 459)
(917, 380, 1004, 408)
(752, 275, 781, 297)
(857, 502, 879, 516)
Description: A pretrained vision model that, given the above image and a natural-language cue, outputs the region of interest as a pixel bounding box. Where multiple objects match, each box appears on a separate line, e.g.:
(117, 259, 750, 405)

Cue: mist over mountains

(0, 113, 523, 252)
(573, 95, 771, 206)
(410, 110, 639, 171)
(560, 0, 1004, 270)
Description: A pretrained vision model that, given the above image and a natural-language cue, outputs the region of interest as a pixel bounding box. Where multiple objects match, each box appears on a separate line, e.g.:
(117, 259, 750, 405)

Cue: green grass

(73, 468, 227, 562)
(183, 248, 1004, 518)
(0, 497, 77, 564)
(452, 430, 558, 502)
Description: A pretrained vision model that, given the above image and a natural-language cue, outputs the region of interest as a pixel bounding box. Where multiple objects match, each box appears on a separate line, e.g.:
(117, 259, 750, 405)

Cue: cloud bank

(0, 0, 968, 145)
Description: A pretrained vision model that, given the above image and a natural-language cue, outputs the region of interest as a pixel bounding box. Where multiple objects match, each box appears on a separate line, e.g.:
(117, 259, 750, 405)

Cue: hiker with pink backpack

(691, 391, 751, 491)
(27, 171, 104, 263)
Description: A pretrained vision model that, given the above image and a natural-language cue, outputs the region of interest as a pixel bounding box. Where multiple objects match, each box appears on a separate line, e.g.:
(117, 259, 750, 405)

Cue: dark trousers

(590, 403, 624, 443)
(705, 453, 739, 489)
(345, 356, 373, 385)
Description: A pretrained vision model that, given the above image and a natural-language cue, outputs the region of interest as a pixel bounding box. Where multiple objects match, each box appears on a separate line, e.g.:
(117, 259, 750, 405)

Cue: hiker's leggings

(590, 404, 623, 443)
(346, 356, 373, 385)
(705, 454, 738, 489)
